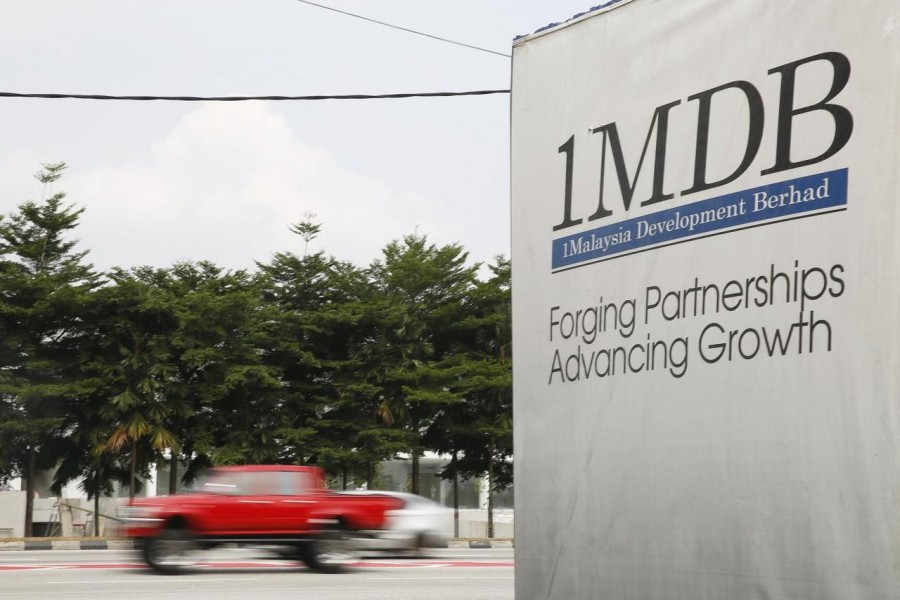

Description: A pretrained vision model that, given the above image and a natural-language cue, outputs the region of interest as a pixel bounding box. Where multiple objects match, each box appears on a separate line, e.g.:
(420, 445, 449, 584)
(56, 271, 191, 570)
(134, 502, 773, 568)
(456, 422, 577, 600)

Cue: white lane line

(369, 576, 515, 580)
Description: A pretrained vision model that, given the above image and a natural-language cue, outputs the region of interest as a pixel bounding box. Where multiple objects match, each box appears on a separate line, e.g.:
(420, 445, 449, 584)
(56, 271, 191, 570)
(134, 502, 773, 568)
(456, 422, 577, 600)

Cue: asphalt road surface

(1, 547, 514, 600)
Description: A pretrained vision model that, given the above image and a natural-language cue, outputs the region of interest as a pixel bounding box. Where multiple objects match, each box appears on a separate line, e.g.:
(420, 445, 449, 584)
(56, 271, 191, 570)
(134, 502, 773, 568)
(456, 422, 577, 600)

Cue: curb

(0, 539, 136, 551)
(448, 539, 514, 549)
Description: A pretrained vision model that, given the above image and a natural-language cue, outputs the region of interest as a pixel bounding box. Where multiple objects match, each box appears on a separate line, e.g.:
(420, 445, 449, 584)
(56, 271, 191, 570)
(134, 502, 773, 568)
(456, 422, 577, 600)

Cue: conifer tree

(0, 162, 98, 535)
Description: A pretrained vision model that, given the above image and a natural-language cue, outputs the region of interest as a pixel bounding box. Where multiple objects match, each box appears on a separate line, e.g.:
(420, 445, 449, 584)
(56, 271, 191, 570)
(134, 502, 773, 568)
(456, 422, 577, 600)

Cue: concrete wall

(455, 508, 514, 538)
(0, 494, 125, 538)
(0, 491, 26, 538)
(56, 498, 122, 537)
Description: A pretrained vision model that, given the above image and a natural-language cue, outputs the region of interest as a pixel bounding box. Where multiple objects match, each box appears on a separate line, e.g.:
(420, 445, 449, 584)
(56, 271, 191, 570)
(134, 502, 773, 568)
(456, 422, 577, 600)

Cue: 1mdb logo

(552, 52, 853, 232)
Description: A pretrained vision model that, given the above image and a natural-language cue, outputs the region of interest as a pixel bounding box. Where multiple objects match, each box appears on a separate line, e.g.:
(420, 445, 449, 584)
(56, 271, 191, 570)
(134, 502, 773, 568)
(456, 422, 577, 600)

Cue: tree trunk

(487, 436, 495, 538)
(93, 471, 101, 537)
(129, 441, 137, 500)
(24, 446, 35, 537)
(168, 454, 178, 495)
(411, 451, 420, 495)
(341, 466, 347, 490)
(452, 451, 459, 538)
(366, 462, 375, 489)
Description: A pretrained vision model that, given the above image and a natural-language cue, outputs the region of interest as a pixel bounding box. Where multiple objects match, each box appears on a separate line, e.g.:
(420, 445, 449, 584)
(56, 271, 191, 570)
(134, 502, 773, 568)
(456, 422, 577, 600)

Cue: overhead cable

(293, 0, 511, 58)
(0, 90, 511, 102)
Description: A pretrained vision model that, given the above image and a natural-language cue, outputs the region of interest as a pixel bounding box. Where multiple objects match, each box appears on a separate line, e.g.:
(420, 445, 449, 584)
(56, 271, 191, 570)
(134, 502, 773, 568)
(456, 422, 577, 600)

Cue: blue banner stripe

(551, 169, 848, 271)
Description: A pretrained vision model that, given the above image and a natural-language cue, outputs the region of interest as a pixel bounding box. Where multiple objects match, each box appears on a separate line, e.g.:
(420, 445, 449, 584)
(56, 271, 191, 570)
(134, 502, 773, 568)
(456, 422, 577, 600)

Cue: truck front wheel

(143, 525, 199, 574)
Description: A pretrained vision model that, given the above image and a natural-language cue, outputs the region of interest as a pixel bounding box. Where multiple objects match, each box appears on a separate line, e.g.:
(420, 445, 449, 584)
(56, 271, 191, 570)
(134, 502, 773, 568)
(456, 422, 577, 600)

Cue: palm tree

(99, 282, 186, 499)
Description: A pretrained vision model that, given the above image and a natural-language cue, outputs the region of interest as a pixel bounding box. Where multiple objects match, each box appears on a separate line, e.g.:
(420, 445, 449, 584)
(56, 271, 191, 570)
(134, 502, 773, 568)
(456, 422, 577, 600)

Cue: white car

(350, 491, 453, 553)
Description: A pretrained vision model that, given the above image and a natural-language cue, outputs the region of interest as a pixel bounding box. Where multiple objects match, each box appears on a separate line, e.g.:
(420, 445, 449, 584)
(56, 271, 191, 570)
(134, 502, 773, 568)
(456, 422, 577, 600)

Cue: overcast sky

(0, 1, 599, 273)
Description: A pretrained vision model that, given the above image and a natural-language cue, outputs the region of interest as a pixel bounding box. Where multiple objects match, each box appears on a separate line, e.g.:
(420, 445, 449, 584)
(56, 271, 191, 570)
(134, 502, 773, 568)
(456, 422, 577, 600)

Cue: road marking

(43, 578, 264, 585)
(370, 576, 515, 580)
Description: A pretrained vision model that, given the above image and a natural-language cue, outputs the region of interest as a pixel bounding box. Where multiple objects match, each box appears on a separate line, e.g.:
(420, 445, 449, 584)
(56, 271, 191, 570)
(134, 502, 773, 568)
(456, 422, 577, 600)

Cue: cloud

(55, 102, 462, 271)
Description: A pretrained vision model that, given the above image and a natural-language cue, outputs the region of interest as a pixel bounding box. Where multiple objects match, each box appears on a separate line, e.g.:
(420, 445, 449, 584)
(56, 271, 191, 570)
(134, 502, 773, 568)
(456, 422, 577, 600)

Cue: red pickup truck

(122, 464, 401, 574)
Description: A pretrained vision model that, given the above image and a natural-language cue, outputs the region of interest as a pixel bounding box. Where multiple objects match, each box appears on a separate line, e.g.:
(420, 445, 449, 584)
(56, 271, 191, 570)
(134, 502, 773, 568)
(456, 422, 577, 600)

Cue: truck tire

(301, 525, 358, 573)
(143, 525, 199, 574)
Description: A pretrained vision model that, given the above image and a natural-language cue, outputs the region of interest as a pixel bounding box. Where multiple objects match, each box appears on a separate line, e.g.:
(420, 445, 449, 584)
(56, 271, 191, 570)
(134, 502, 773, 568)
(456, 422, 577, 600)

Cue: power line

(0, 90, 510, 102)
(292, 0, 511, 58)
(0, 3, 516, 104)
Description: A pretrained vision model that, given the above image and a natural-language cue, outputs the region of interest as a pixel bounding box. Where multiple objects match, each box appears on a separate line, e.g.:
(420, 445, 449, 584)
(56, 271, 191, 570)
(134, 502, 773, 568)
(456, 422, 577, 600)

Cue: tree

(96, 277, 183, 499)
(258, 221, 371, 479)
(167, 265, 281, 471)
(290, 213, 323, 257)
(49, 270, 178, 522)
(461, 257, 512, 536)
(0, 162, 99, 535)
(425, 256, 512, 536)
(346, 234, 480, 494)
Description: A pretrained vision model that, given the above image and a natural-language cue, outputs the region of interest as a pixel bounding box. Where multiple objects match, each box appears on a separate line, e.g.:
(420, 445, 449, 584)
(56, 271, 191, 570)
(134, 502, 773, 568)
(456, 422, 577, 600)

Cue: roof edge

(513, 0, 637, 46)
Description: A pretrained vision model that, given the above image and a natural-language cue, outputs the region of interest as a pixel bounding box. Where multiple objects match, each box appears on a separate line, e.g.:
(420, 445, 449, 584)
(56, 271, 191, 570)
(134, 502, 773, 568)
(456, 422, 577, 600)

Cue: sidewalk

(0, 537, 514, 551)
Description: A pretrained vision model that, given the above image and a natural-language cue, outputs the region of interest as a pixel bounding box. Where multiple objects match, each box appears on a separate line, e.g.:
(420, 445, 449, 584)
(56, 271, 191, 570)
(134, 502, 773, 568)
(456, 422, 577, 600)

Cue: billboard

(510, 0, 900, 598)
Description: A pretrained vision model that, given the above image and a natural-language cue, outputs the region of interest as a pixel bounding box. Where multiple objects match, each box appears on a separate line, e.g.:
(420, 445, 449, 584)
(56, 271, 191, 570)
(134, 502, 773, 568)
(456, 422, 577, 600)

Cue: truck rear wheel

(143, 525, 199, 574)
(301, 525, 358, 573)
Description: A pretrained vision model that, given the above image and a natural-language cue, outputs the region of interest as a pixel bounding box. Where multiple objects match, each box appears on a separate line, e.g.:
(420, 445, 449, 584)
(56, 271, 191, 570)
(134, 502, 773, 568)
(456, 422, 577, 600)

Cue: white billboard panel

(511, 1, 900, 598)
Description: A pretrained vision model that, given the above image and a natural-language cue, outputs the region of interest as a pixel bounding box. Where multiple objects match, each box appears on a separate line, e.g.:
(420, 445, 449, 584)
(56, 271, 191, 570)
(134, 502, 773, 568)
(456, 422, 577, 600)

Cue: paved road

(1, 547, 514, 600)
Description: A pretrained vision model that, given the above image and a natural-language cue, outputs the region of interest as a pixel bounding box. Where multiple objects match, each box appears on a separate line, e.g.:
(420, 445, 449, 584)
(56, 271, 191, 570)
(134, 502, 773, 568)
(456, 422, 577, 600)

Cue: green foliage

(0, 162, 99, 533)
(425, 256, 513, 490)
(289, 213, 323, 257)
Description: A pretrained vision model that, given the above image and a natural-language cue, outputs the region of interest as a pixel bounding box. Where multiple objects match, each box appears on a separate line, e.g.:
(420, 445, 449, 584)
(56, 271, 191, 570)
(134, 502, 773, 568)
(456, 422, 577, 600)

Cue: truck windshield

(191, 469, 245, 495)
